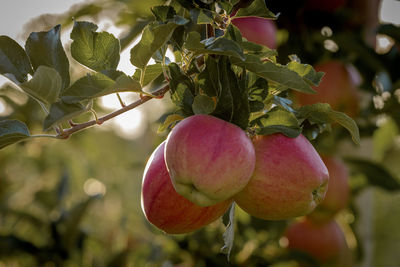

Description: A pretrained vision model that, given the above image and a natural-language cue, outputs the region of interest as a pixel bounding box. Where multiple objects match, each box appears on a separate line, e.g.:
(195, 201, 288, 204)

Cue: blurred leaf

(231, 55, 316, 94)
(25, 25, 70, 90)
(373, 118, 399, 161)
(43, 101, 90, 131)
(345, 158, 400, 191)
(35, 190, 59, 210)
(377, 24, 400, 43)
(0, 235, 39, 256)
(184, 32, 245, 60)
(355, 188, 400, 267)
(20, 66, 61, 105)
(0, 120, 30, 149)
(255, 107, 301, 137)
(221, 202, 236, 260)
(107, 249, 131, 267)
(70, 21, 120, 71)
(192, 94, 215, 114)
(60, 195, 101, 251)
(0, 35, 33, 84)
(157, 113, 184, 133)
(297, 103, 360, 144)
(130, 17, 189, 69)
(233, 0, 276, 19)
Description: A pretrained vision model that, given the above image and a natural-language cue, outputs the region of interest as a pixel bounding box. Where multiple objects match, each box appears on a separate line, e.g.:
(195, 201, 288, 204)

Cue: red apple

(234, 133, 329, 220)
(308, 156, 350, 222)
(165, 114, 256, 207)
(295, 61, 360, 118)
(231, 17, 277, 49)
(305, 0, 348, 12)
(141, 142, 232, 234)
(284, 218, 348, 264)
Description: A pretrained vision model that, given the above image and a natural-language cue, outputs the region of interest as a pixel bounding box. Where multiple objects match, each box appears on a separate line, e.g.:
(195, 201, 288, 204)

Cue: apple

(308, 156, 350, 222)
(234, 133, 329, 220)
(165, 114, 256, 207)
(284, 218, 348, 264)
(295, 60, 360, 118)
(231, 17, 277, 49)
(305, 0, 348, 12)
(141, 142, 232, 234)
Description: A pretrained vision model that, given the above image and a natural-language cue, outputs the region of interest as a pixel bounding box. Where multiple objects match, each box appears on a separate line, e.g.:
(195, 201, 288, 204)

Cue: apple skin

(295, 61, 360, 118)
(308, 156, 350, 222)
(141, 142, 232, 234)
(165, 114, 256, 207)
(234, 133, 329, 220)
(284, 218, 348, 263)
(231, 17, 277, 49)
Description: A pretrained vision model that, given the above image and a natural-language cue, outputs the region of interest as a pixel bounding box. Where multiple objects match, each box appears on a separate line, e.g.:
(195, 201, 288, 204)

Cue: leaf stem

(55, 85, 170, 139)
(116, 93, 126, 107)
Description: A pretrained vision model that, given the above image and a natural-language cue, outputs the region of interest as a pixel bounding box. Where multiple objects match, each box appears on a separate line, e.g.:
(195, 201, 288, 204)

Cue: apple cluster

(284, 156, 351, 264)
(141, 114, 330, 234)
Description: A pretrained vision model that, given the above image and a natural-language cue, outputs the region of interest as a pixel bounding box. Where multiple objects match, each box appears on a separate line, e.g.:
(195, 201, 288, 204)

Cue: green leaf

(218, 57, 249, 129)
(61, 72, 141, 104)
(189, 8, 215, 24)
(184, 32, 245, 60)
(0, 120, 30, 149)
(130, 18, 188, 69)
(168, 63, 195, 115)
(132, 63, 164, 86)
(346, 158, 400, 191)
(0, 36, 33, 84)
(233, 0, 277, 19)
(157, 113, 184, 133)
(287, 60, 324, 87)
(70, 21, 120, 71)
(192, 94, 215, 115)
(221, 203, 235, 260)
(151, 6, 176, 21)
(25, 25, 70, 91)
(20, 66, 61, 105)
(210, 58, 234, 122)
(297, 103, 360, 144)
(231, 55, 316, 94)
(255, 107, 301, 137)
(43, 101, 90, 131)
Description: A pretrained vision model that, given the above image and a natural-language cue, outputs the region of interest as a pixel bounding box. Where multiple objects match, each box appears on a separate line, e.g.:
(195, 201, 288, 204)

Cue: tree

(1, 0, 400, 266)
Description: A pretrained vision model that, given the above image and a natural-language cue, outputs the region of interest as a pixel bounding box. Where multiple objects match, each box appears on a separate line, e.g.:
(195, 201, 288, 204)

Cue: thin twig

(56, 85, 170, 139)
(116, 93, 126, 107)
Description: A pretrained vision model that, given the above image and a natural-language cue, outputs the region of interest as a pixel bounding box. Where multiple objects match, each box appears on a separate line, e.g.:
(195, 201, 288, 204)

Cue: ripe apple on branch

(0, 0, 360, 259)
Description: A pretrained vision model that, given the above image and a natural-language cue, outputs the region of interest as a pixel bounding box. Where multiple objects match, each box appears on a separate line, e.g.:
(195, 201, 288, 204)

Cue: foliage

(1, 0, 400, 266)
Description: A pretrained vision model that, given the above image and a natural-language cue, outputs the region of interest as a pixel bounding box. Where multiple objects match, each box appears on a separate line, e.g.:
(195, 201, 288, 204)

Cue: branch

(56, 85, 170, 139)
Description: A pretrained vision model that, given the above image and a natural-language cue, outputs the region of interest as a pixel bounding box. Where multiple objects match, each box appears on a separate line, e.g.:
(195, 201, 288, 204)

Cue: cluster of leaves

(0, 0, 360, 151)
(0, 171, 102, 265)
